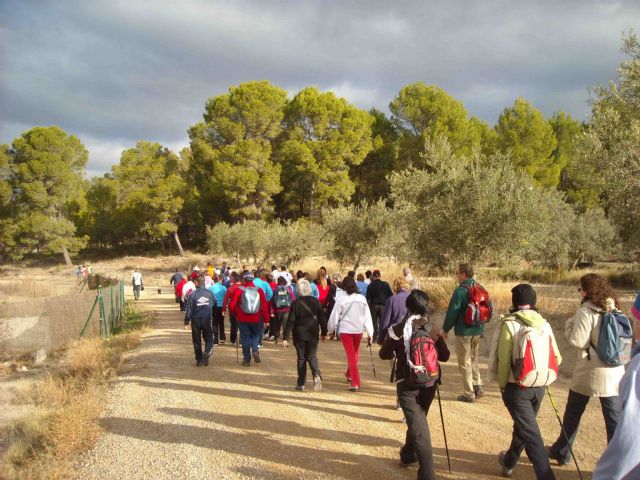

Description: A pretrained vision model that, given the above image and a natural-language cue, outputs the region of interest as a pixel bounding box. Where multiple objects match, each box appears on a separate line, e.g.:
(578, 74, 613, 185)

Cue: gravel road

(74, 293, 606, 480)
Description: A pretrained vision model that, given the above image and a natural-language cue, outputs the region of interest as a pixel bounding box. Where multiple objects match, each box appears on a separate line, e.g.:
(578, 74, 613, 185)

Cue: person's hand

(282, 340, 289, 349)
(320, 335, 326, 342)
(184, 324, 191, 330)
(367, 337, 372, 347)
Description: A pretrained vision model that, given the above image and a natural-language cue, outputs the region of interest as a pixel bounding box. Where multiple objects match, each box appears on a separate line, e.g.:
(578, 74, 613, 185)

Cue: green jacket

(443, 278, 484, 336)
(491, 310, 562, 389)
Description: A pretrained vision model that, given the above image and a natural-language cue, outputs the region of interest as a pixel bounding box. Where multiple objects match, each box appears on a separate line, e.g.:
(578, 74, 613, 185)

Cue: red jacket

(175, 277, 187, 296)
(223, 282, 241, 311)
(229, 281, 270, 324)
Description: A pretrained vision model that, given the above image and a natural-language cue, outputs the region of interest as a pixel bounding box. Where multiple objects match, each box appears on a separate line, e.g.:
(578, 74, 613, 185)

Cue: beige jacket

(565, 301, 625, 397)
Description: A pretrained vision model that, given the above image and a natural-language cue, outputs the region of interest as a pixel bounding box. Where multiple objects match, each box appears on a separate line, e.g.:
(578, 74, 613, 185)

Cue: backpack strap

(299, 298, 317, 321)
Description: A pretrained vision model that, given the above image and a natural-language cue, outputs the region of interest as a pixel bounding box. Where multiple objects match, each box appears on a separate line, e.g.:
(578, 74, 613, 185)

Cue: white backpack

(506, 319, 559, 388)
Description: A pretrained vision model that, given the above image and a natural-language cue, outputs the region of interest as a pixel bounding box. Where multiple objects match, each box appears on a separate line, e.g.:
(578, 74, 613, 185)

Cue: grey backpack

(240, 286, 261, 314)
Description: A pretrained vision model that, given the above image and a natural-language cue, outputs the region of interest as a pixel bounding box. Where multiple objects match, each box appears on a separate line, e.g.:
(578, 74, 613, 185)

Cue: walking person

(356, 273, 368, 296)
(209, 274, 227, 344)
(443, 263, 485, 402)
(379, 290, 450, 480)
(328, 276, 374, 391)
(131, 268, 143, 301)
(547, 273, 624, 466)
(366, 269, 393, 342)
(282, 279, 327, 391)
(223, 272, 241, 345)
(183, 275, 216, 367)
(229, 271, 270, 366)
(315, 268, 331, 311)
(377, 276, 411, 345)
(403, 267, 421, 290)
(489, 284, 561, 479)
(176, 275, 188, 312)
(271, 276, 296, 343)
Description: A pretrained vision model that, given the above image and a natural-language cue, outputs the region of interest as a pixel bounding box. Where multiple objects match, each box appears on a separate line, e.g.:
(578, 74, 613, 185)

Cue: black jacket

(184, 286, 215, 325)
(379, 319, 450, 384)
(366, 279, 393, 306)
(284, 296, 327, 342)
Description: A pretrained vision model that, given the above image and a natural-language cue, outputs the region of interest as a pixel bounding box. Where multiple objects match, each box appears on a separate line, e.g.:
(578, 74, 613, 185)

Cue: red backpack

(404, 327, 440, 387)
(462, 283, 493, 327)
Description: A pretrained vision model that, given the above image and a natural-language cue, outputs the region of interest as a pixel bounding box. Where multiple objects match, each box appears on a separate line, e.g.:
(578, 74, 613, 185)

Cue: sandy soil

(73, 291, 608, 480)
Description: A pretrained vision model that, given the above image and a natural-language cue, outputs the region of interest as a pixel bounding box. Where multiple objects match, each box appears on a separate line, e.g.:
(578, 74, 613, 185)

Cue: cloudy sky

(1, 1, 638, 178)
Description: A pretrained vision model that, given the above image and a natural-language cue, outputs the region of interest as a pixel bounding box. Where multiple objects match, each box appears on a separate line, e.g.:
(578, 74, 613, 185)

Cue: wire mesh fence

(0, 280, 125, 353)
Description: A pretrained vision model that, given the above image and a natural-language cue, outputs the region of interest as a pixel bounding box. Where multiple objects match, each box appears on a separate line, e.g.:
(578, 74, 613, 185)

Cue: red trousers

(340, 333, 363, 388)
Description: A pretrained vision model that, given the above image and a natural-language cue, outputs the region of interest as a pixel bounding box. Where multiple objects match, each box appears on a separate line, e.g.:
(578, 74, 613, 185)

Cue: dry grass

(1, 325, 145, 479)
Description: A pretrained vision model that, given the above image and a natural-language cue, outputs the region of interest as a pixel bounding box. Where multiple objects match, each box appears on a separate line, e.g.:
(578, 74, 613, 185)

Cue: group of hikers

(168, 261, 639, 480)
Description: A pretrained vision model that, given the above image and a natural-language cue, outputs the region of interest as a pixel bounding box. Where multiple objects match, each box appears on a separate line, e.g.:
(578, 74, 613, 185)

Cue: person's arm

(327, 298, 340, 334)
(379, 327, 398, 360)
(565, 307, 593, 350)
(435, 336, 450, 362)
(283, 304, 296, 342)
(363, 300, 374, 339)
(365, 283, 373, 305)
(497, 321, 514, 389)
(377, 297, 393, 345)
(443, 287, 465, 333)
(265, 283, 273, 301)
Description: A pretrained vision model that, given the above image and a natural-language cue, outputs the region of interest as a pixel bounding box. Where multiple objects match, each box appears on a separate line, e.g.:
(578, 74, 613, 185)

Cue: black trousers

(271, 311, 289, 341)
(294, 338, 321, 387)
(212, 306, 226, 342)
(229, 314, 238, 344)
(549, 388, 619, 464)
(371, 303, 385, 340)
(191, 317, 213, 362)
(397, 382, 437, 480)
(501, 384, 555, 480)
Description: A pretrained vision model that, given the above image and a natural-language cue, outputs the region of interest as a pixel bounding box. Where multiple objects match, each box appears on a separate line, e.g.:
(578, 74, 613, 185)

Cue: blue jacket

(253, 278, 273, 301)
(376, 289, 410, 344)
(184, 286, 215, 325)
(209, 283, 227, 307)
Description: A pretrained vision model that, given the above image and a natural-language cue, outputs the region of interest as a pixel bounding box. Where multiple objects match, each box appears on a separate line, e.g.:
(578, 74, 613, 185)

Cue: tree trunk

(62, 246, 73, 267)
(353, 252, 361, 272)
(173, 231, 185, 257)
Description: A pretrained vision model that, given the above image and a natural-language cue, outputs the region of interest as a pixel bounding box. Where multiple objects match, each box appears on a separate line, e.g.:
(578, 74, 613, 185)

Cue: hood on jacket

(505, 309, 546, 328)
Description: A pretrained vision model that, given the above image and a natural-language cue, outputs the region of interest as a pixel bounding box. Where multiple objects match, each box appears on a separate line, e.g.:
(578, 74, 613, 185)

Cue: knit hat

(242, 271, 254, 281)
(511, 283, 536, 309)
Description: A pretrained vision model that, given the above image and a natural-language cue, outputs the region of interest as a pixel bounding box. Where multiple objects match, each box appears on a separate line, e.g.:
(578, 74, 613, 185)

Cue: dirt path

(74, 293, 606, 480)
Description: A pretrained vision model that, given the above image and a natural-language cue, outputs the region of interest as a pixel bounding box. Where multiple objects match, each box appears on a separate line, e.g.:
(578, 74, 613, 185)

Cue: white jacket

(327, 293, 373, 337)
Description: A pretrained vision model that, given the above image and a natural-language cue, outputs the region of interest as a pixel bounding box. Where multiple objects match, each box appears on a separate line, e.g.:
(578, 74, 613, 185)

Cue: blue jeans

(238, 322, 260, 363)
(550, 389, 619, 464)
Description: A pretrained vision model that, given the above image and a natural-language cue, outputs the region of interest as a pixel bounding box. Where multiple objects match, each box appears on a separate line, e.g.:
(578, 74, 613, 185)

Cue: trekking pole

(436, 385, 452, 473)
(546, 387, 584, 480)
(368, 342, 377, 378)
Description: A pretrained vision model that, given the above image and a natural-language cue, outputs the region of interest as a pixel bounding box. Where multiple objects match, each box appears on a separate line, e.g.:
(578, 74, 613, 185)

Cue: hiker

(270, 264, 280, 282)
(315, 268, 331, 311)
(181, 276, 196, 303)
(365, 269, 393, 343)
(270, 276, 296, 342)
(207, 262, 214, 278)
(547, 274, 624, 467)
(403, 267, 421, 290)
(190, 266, 200, 280)
(170, 269, 185, 305)
(303, 272, 320, 298)
(279, 265, 293, 285)
(253, 269, 274, 341)
(228, 271, 270, 366)
(356, 273, 368, 296)
(488, 284, 561, 480)
(327, 276, 374, 392)
(379, 289, 450, 480)
(443, 263, 485, 402)
(377, 276, 411, 345)
(365, 270, 372, 285)
(282, 279, 327, 391)
(131, 268, 143, 301)
(209, 274, 227, 345)
(203, 270, 213, 289)
(222, 272, 241, 345)
(183, 275, 216, 367)
(326, 273, 346, 330)
(267, 273, 277, 293)
(593, 301, 640, 480)
(176, 275, 188, 311)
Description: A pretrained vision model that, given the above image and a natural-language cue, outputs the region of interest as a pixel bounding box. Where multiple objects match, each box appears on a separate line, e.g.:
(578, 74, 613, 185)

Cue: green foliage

(276, 87, 373, 218)
(0, 127, 88, 261)
(567, 208, 619, 267)
(496, 97, 560, 187)
(189, 81, 286, 222)
(390, 82, 478, 169)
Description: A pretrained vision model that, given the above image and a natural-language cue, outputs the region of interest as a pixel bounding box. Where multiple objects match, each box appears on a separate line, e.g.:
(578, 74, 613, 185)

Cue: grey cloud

(1, 0, 639, 176)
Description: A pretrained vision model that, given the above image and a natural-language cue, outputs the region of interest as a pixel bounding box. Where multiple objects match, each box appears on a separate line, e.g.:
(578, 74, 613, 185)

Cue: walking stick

(368, 343, 377, 378)
(546, 387, 584, 480)
(436, 384, 452, 473)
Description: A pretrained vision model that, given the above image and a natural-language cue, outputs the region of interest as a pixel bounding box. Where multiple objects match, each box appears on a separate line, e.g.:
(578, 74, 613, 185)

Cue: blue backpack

(592, 310, 633, 367)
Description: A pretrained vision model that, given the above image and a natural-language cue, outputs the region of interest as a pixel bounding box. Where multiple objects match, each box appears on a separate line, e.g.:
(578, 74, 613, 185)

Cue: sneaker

(546, 446, 569, 466)
(498, 451, 513, 478)
(252, 352, 261, 364)
(195, 360, 203, 367)
(202, 358, 209, 366)
(219, 340, 226, 345)
(241, 360, 250, 367)
(457, 394, 476, 403)
(349, 386, 360, 392)
(269, 336, 275, 341)
(474, 385, 484, 398)
(395, 401, 403, 411)
(313, 376, 322, 391)
(295, 385, 305, 391)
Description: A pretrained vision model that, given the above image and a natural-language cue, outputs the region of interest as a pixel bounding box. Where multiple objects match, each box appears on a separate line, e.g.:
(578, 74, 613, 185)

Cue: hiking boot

(295, 385, 305, 391)
(546, 446, 569, 466)
(474, 385, 484, 398)
(498, 451, 513, 478)
(313, 376, 322, 391)
(202, 358, 209, 366)
(219, 340, 226, 345)
(395, 401, 403, 411)
(195, 360, 204, 367)
(241, 360, 250, 367)
(349, 386, 360, 392)
(398, 449, 415, 468)
(457, 394, 476, 403)
(252, 352, 261, 364)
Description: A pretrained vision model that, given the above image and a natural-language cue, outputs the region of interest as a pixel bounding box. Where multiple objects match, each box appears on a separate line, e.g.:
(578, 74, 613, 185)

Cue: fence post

(98, 288, 107, 338)
(110, 285, 115, 330)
